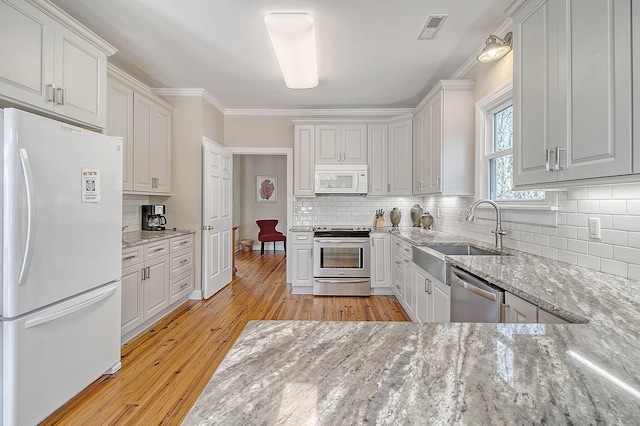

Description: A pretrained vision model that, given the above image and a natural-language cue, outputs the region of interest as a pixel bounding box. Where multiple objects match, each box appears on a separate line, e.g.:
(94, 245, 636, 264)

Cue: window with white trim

(478, 84, 544, 203)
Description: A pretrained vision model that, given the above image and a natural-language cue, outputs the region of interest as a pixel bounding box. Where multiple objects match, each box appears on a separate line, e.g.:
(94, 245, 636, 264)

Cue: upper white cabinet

(294, 125, 316, 197)
(511, 0, 633, 187)
(387, 118, 413, 195)
(107, 65, 173, 195)
(0, 0, 115, 129)
(413, 80, 475, 196)
(367, 124, 388, 195)
(315, 124, 367, 165)
(634, 0, 640, 173)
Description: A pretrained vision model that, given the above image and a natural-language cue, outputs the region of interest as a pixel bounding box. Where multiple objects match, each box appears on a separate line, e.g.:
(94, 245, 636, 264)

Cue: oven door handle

(314, 239, 370, 244)
(314, 279, 370, 284)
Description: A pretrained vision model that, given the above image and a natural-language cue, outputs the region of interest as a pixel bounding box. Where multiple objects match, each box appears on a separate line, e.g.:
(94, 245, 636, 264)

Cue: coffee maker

(142, 204, 167, 231)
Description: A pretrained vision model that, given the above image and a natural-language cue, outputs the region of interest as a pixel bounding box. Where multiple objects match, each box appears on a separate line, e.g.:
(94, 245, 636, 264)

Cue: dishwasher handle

(451, 270, 497, 302)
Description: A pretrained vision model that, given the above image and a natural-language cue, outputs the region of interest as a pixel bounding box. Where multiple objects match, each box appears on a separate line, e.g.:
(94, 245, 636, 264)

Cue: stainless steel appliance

(313, 226, 371, 296)
(142, 204, 167, 231)
(314, 165, 368, 194)
(449, 265, 505, 322)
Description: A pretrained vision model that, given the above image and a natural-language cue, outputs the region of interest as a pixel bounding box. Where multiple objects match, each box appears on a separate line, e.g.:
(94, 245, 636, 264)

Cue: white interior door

(202, 138, 232, 299)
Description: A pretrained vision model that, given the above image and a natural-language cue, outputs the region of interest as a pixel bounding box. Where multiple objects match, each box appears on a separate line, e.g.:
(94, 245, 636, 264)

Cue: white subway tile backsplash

(525, 243, 542, 256)
(612, 216, 640, 232)
(540, 246, 558, 260)
(566, 213, 588, 227)
(567, 239, 588, 254)
(612, 183, 640, 199)
(577, 254, 600, 270)
(627, 200, 640, 215)
(629, 264, 640, 281)
(600, 229, 627, 246)
(557, 250, 578, 265)
(614, 246, 640, 264)
(601, 259, 628, 278)
(588, 242, 614, 259)
(628, 232, 640, 249)
(549, 236, 568, 250)
(587, 185, 612, 200)
(577, 200, 599, 213)
(557, 225, 578, 239)
(567, 187, 588, 200)
(577, 227, 590, 241)
(533, 234, 550, 246)
(599, 200, 626, 215)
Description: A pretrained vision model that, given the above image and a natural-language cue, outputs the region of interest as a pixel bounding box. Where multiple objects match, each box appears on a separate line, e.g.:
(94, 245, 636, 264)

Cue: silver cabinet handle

(56, 87, 64, 105)
(545, 149, 552, 172)
(180, 259, 188, 265)
(180, 240, 188, 246)
(554, 147, 564, 171)
(48, 84, 56, 103)
(123, 254, 136, 261)
(146, 266, 150, 279)
(180, 282, 189, 289)
(150, 247, 164, 253)
(141, 268, 146, 281)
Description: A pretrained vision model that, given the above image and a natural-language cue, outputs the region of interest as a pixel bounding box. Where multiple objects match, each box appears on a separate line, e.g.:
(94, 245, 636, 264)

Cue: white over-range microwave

(314, 165, 368, 194)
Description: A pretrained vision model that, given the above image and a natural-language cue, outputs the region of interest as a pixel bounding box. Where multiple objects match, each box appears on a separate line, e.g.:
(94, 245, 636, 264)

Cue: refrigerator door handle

(19, 148, 36, 286)
(24, 283, 118, 329)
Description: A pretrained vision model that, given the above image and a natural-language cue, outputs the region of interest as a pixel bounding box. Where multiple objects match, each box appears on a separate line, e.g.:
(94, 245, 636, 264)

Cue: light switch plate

(588, 217, 601, 239)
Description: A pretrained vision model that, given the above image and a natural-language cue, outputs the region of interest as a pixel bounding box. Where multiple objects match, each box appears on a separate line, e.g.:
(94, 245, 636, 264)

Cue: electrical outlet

(588, 217, 601, 239)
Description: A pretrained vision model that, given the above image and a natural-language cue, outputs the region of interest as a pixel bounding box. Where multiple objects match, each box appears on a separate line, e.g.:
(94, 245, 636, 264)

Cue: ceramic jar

(410, 204, 423, 227)
(421, 212, 434, 230)
(390, 208, 401, 227)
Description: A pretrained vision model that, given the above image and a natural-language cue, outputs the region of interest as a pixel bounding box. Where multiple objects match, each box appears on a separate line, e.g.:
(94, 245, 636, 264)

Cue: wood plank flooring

(42, 251, 409, 425)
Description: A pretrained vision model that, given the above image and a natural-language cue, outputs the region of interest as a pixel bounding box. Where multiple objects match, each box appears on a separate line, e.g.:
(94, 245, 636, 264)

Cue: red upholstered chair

(256, 219, 287, 255)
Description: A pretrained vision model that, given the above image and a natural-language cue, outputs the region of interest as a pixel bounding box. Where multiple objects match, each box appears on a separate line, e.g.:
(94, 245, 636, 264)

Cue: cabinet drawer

(144, 240, 170, 260)
(170, 247, 193, 278)
(171, 234, 194, 252)
(291, 232, 314, 245)
(122, 246, 143, 268)
(170, 270, 193, 304)
(392, 236, 412, 257)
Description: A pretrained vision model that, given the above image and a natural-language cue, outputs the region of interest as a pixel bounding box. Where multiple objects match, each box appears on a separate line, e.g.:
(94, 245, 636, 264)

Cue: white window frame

(475, 80, 558, 225)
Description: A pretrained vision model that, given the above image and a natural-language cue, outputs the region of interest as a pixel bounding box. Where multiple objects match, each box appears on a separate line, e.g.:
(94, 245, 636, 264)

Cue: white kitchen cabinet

(121, 234, 194, 341)
(290, 231, 314, 293)
(367, 124, 388, 195)
(634, 3, 640, 173)
(511, 0, 633, 187)
(107, 77, 134, 191)
(412, 80, 475, 195)
(388, 118, 413, 195)
(370, 232, 391, 293)
(391, 235, 415, 320)
(414, 264, 450, 323)
(504, 292, 538, 323)
(107, 65, 173, 195)
(315, 124, 367, 165)
(294, 125, 316, 197)
(537, 308, 569, 324)
(0, 0, 114, 129)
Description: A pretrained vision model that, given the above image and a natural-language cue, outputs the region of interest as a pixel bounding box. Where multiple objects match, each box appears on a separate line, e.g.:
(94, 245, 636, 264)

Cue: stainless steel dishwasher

(449, 265, 505, 322)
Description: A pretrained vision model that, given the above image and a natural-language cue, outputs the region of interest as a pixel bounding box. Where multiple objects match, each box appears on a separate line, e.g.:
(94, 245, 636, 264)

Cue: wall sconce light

(265, 13, 318, 89)
(477, 32, 512, 62)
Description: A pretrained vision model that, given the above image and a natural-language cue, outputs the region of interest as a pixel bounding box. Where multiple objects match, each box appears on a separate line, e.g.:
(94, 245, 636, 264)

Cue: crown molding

(450, 18, 513, 80)
(224, 108, 414, 117)
(107, 64, 174, 110)
(150, 88, 226, 114)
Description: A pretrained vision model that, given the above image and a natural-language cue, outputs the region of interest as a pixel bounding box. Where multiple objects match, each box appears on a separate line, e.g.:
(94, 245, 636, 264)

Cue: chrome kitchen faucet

(466, 199, 507, 250)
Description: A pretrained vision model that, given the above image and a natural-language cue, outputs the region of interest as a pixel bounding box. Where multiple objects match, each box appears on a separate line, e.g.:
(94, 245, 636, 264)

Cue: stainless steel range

(313, 226, 371, 296)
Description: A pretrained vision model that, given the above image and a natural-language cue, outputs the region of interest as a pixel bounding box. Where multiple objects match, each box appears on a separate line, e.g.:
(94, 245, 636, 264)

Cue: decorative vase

(421, 212, 434, 230)
(410, 204, 423, 227)
(390, 208, 401, 227)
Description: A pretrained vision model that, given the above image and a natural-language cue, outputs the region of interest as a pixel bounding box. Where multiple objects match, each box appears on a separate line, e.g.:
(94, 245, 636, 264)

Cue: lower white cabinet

(414, 264, 450, 323)
(504, 292, 538, 323)
(121, 234, 194, 340)
(289, 231, 314, 293)
(391, 235, 415, 319)
(370, 232, 391, 293)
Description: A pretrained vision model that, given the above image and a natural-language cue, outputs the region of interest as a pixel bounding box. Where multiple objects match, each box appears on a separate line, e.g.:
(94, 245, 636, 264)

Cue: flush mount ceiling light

(265, 13, 318, 89)
(477, 32, 512, 62)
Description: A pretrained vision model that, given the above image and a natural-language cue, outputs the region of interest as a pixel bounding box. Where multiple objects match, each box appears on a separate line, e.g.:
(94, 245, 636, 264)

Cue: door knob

(202, 225, 214, 231)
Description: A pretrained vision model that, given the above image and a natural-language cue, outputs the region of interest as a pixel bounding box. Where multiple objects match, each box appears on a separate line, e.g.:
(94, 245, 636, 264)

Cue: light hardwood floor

(42, 250, 409, 425)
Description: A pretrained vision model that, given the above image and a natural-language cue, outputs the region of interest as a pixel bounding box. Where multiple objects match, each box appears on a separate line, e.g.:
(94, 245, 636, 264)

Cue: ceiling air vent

(417, 14, 448, 40)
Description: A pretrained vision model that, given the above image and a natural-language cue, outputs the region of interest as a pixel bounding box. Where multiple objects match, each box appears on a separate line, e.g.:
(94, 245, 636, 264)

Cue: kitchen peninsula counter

(184, 228, 640, 424)
(122, 229, 195, 248)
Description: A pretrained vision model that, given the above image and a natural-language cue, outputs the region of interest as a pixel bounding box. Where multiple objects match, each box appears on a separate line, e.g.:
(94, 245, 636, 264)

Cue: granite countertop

(122, 229, 195, 248)
(184, 228, 640, 424)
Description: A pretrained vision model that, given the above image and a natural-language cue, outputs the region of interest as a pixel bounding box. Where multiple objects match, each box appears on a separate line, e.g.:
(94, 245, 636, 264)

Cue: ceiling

(50, 0, 512, 111)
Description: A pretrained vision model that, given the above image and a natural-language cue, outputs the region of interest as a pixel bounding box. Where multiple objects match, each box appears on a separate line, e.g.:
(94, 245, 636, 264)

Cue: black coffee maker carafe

(142, 204, 167, 231)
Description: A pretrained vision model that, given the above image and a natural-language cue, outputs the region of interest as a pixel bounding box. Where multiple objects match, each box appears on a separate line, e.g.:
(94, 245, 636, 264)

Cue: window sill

(473, 204, 559, 227)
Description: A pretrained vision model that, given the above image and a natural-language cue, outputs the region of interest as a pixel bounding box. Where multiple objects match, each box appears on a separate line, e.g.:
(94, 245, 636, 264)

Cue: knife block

(374, 216, 385, 228)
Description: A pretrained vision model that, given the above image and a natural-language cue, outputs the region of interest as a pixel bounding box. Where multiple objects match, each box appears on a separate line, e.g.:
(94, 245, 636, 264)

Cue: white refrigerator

(1, 109, 122, 425)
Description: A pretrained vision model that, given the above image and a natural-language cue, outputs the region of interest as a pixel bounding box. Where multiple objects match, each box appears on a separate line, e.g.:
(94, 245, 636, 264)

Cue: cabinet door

(121, 264, 144, 335)
(142, 255, 170, 320)
(133, 93, 154, 192)
(107, 77, 134, 191)
(315, 125, 341, 164)
(370, 233, 390, 289)
(149, 104, 171, 193)
(0, 0, 55, 110)
(513, 0, 558, 186)
(294, 125, 316, 196)
(431, 279, 450, 323)
(403, 259, 415, 320)
(504, 292, 537, 323)
(556, 0, 632, 181)
(414, 267, 429, 323)
(367, 124, 388, 195)
(291, 245, 314, 286)
(412, 109, 428, 195)
(54, 24, 107, 128)
(388, 119, 413, 195)
(635, 0, 640, 173)
(426, 94, 443, 193)
(342, 125, 367, 164)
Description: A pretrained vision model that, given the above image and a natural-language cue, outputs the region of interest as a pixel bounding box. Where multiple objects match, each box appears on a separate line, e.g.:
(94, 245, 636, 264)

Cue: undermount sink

(427, 244, 503, 256)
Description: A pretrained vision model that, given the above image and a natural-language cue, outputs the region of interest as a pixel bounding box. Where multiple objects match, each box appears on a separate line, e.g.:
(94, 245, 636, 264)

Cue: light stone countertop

(122, 229, 195, 249)
(183, 228, 640, 425)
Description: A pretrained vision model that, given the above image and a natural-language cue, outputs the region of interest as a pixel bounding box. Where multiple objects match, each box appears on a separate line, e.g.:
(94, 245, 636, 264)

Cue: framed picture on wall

(257, 176, 277, 203)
